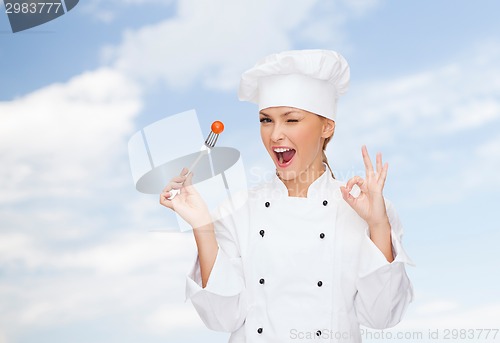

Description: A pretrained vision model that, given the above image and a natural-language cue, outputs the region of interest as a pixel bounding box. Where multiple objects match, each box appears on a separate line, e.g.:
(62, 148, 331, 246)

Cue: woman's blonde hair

(322, 135, 335, 179)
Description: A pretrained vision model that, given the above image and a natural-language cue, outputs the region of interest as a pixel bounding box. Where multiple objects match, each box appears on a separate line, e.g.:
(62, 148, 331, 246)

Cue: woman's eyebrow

(259, 111, 298, 117)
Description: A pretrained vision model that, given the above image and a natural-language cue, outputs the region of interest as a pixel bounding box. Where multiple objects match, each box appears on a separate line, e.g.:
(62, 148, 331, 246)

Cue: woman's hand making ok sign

(340, 145, 390, 228)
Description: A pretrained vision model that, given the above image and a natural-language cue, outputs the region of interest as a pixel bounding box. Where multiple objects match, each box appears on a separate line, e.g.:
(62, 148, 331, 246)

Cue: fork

(167, 121, 224, 200)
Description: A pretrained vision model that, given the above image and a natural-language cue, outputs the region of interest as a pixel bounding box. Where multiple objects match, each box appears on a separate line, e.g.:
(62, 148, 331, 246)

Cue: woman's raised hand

(160, 168, 212, 229)
(340, 145, 390, 227)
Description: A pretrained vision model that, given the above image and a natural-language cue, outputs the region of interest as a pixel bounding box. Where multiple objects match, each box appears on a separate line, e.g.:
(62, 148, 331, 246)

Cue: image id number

(5, 2, 62, 14)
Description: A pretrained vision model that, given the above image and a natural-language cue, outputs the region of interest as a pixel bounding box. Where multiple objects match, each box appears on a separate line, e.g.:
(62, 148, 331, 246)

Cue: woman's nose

(270, 124, 285, 142)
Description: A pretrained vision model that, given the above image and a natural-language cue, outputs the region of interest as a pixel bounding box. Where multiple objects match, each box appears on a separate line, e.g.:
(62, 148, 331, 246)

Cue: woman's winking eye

(259, 114, 301, 124)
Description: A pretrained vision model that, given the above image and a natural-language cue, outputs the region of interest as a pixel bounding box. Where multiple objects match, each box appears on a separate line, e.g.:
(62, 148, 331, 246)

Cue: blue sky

(1, 1, 500, 342)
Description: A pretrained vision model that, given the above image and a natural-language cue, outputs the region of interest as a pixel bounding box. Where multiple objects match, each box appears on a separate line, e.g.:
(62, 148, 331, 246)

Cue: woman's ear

(322, 119, 335, 138)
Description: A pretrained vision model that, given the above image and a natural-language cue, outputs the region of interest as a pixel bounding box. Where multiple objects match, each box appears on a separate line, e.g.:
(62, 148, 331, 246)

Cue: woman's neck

(280, 163, 326, 197)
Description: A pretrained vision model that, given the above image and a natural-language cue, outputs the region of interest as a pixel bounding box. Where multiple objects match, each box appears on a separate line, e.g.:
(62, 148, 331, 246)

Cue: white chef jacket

(185, 169, 414, 343)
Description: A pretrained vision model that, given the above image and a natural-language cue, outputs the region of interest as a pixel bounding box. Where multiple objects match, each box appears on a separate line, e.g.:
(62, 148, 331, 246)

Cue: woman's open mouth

(273, 147, 296, 168)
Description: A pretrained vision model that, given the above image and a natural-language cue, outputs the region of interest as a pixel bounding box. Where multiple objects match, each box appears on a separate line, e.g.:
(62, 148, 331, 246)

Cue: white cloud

(476, 134, 500, 158)
(342, 0, 383, 15)
(81, 0, 174, 23)
(458, 132, 500, 190)
(104, 0, 383, 92)
(338, 42, 500, 149)
(87, 0, 173, 5)
(143, 303, 200, 333)
(0, 56, 189, 342)
(342, 62, 500, 140)
(106, 0, 309, 90)
(0, 231, 192, 274)
(442, 99, 500, 133)
(294, 0, 383, 45)
(0, 231, 197, 331)
(326, 42, 500, 206)
(400, 302, 500, 330)
(415, 300, 459, 315)
(360, 301, 500, 343)
(120, 0, 173, 4)
(399, 131, 500, 207)
(0, 68, 141, 204)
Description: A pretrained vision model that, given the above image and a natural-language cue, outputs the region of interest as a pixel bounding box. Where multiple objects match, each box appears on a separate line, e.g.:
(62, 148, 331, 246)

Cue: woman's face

(259, 106, 334, 182)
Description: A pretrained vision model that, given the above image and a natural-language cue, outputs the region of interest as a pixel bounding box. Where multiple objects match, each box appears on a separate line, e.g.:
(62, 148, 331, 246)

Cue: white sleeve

(184, 198, 249, 333)
(354, 199, 415, 329)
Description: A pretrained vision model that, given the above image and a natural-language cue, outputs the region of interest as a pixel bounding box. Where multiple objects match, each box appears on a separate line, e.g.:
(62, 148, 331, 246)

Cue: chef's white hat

(238, 49, 350, 120)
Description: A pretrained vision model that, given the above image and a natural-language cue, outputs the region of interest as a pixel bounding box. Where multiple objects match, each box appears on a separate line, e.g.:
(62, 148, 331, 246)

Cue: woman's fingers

(362, 145, 374, 176)
(345, 175, 364, 192)
(376, 152, 382, 175)
(340, 185, 353, 204)
(362, 146, 388, 187)
(160, 190, 171, 201)
(343, 176, 368, 205)
(160, 167, 191, 206)
(161, 167, 190, 193)
(160, 190, 174, 209)
(184, 171, 194, 187)
(180, 172, 195, 196)
(378, 162, 389, 187)
(171, 175, 187, 183)
(162, 181, 183, 193)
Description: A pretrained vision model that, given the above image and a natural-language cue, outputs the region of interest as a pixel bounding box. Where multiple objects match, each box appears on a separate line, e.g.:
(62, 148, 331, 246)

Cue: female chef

(160, 50, 414, 342)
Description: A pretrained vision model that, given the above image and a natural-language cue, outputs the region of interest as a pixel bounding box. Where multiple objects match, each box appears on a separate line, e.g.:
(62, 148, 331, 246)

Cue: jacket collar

(271, 163, 342, 199)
